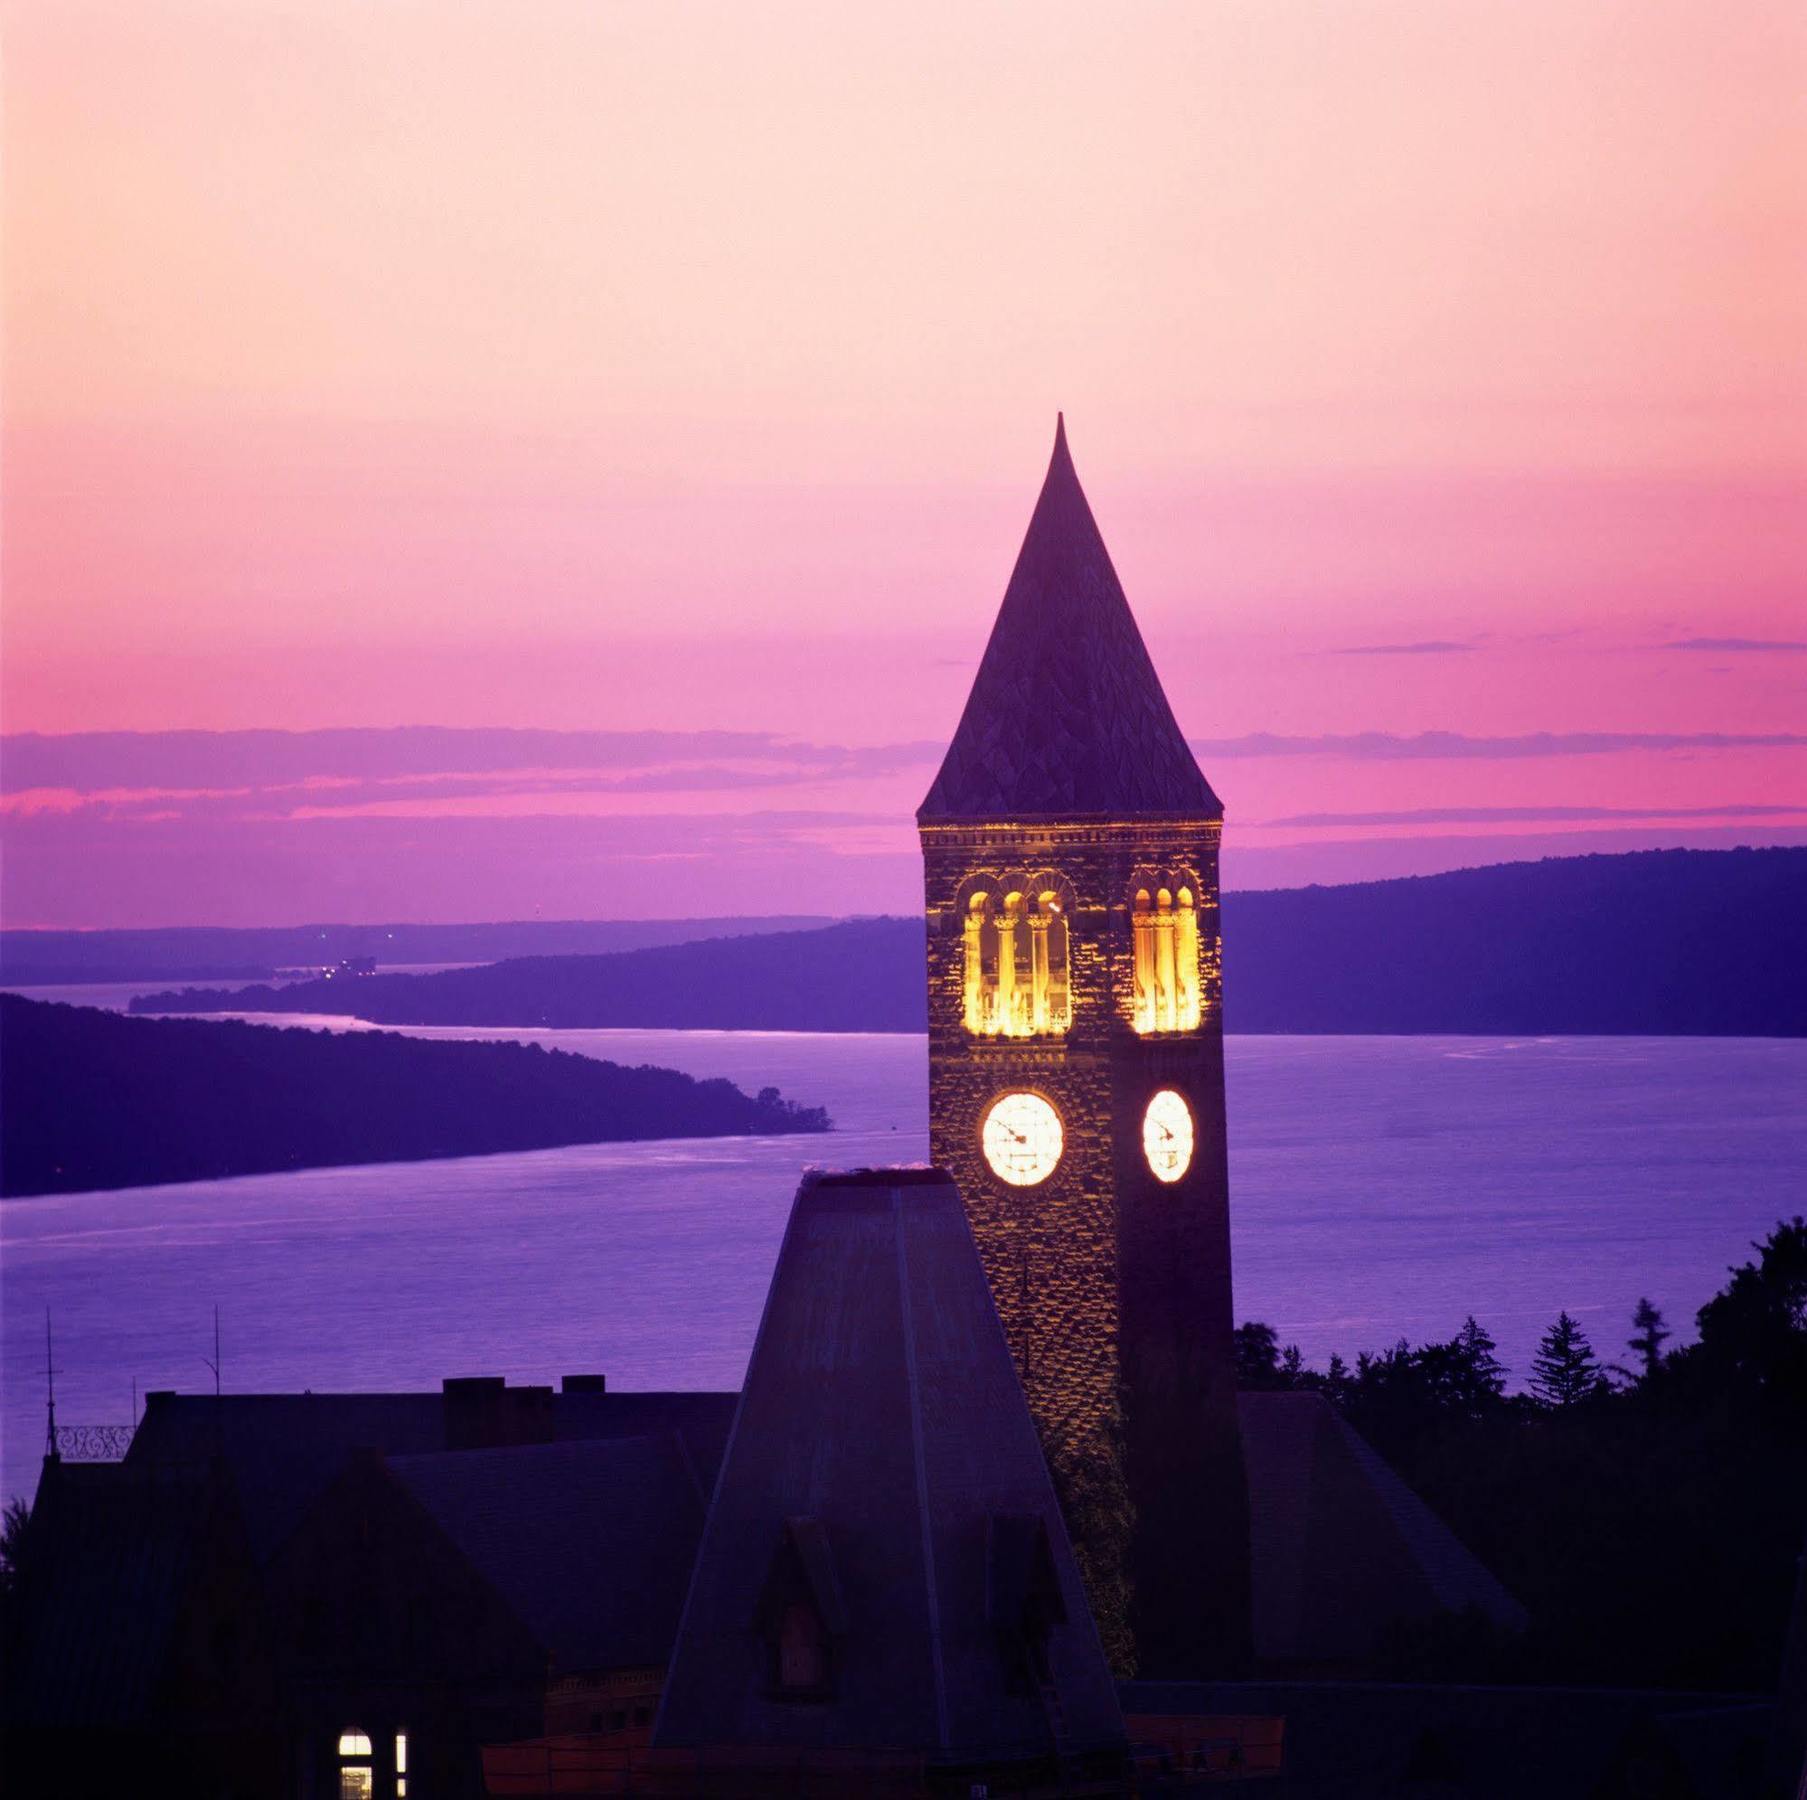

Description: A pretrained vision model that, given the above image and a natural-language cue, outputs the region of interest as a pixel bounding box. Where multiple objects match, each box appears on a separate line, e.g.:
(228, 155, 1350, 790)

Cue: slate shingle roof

(654, 1169, 1125, 1763)
(1238, 1390, 1526, 1668)
(388, 1433, 718, 1675)
(5, 1462, 230, 1729)
(123, 1387, 736, 1564)
(919, 417, 1220, 823)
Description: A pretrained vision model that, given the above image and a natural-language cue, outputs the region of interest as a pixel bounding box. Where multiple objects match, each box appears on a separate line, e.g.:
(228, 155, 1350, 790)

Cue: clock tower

(918, 417, 1249, 1676)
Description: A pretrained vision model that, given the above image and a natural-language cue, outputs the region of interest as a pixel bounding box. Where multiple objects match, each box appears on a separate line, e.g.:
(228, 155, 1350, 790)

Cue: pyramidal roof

(654, 1168, 1124, 1763)
(919, 417, 1220, 823)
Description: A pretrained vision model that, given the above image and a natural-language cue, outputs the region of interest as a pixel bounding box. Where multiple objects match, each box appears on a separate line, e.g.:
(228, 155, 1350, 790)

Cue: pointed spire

(919, 418, 1219, 822)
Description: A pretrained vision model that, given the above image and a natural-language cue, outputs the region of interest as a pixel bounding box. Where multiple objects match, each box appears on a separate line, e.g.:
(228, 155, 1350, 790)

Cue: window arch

(961, 873, 1073, 1038)
(337, 1731, 373, 1800)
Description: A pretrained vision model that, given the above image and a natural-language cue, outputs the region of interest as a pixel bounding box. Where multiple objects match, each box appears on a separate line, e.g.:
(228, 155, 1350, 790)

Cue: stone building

(919, 415, 1245, 1675)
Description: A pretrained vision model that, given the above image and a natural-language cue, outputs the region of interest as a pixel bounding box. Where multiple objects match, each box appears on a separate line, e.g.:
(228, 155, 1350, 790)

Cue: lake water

(3, 1012, 1803, 1505)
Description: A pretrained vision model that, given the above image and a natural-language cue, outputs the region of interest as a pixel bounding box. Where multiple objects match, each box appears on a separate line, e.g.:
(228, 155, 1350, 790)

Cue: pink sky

(4, 1, 1804, 925)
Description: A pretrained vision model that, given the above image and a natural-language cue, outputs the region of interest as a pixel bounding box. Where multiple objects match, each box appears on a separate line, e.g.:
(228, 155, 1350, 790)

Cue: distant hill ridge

(127, 848, 1807, 1037)
(1, 915, 830, 983)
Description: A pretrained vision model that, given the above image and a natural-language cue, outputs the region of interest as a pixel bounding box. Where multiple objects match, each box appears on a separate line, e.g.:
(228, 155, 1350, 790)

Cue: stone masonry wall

(920, 817, 1246, 1675)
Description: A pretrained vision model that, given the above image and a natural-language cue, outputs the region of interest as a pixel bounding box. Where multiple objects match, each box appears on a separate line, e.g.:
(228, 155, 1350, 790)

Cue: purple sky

(4, 3, 1803, 925)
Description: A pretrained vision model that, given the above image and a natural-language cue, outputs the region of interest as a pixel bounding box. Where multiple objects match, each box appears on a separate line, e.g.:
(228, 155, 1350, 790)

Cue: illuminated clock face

(1143, 1089, 1194, 1183)
(981, 1091, 1063, 1186)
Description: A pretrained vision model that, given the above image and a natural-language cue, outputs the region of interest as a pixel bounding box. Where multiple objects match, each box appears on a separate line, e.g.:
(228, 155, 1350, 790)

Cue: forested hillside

(130, 848, 1806, 1037)
(1, 997, 828, 1197)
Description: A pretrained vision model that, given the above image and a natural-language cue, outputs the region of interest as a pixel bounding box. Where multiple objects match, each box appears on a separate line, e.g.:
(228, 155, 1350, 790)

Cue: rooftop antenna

(43, 1308, 61, 1461)
(203, 1305, 221, 1397)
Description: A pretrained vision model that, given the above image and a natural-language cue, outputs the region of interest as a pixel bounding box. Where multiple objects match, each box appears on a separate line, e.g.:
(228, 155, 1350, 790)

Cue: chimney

(441, 1376, 555, 1451)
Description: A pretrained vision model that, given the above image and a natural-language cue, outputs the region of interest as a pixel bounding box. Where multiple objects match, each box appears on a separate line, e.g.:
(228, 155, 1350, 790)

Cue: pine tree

(1627, 1297, 1671, 1382)
(1531, 1311, 1607, 1408)
(1693, 1217, 1807, 1404)
(1452, 1315, 1508, 1410)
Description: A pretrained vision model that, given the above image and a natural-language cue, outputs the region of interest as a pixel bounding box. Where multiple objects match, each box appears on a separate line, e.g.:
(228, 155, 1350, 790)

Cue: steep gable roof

(6, 1460, 256, 1730)
(389, 1432, 718, 1675)
(919, 418, 1220, 823)
(1238, 1390, 1525, 1668)
(124, 1386, 736, 1564)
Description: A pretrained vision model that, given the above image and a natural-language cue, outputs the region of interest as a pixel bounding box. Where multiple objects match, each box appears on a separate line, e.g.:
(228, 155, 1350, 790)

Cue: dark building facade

(919, 417, 1247, 1676)
(4, 1382, 736, 1799)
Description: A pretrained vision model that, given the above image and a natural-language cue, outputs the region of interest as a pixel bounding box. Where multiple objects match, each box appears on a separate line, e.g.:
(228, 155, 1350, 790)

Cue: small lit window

(394, 1734, 407, 1774)
(337, 1729, 373, 1800)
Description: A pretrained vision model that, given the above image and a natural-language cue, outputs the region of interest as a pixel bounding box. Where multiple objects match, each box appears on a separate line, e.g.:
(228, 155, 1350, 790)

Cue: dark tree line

(0, 996, 830, 1198)
(1234, 1218, 1807, 1692)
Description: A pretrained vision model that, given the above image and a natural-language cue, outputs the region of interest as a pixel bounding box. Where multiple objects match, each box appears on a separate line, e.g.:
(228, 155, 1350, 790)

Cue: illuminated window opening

(337, 1731, 373, 1800)
(962, 880, 1071, 1038)
(1133, 889, 1156, 1033)
(962, 892, 991, 1033)
(1133, 882, 1201, 1034)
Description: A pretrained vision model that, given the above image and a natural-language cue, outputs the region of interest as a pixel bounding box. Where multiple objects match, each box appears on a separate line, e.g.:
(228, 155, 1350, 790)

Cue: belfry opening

(1131, 883, 1202, 1035)
(962, 881, 1073, 1037)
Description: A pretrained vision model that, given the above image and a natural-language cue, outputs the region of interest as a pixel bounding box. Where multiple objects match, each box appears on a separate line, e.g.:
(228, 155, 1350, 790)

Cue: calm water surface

(3, 1016, 1802, 1503)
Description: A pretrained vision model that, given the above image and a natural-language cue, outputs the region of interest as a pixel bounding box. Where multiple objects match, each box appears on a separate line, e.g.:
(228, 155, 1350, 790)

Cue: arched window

(962, 878, 1072, 1038)
(337, 1731, 373, 1800)
(1154, 888, 1178, 1031)
(1132, 889, 1156, 1034)
(963, 891, 992, 1034)
(1132, 877, 1203, 1034)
